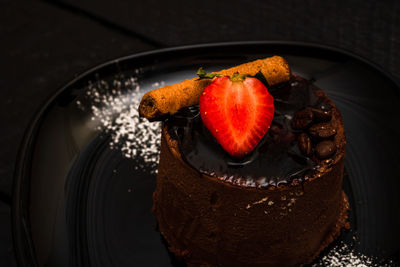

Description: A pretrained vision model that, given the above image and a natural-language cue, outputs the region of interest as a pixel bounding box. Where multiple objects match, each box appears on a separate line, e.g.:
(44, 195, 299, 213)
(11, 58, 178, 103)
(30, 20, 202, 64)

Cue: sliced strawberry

(199, 75, 274, 157)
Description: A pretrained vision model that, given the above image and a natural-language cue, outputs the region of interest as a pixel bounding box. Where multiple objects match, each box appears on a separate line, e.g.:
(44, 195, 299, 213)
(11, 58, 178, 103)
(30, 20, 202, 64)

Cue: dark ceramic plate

(13, 42, 400, 266)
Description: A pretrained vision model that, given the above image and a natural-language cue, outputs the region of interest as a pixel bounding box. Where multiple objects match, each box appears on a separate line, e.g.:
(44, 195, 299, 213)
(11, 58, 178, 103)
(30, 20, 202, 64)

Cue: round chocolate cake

(152, 75, 349, 267)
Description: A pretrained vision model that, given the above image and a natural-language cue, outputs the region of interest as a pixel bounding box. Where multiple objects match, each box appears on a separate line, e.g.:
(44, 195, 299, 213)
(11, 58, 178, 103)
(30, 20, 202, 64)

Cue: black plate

(12, 42, 400, 266)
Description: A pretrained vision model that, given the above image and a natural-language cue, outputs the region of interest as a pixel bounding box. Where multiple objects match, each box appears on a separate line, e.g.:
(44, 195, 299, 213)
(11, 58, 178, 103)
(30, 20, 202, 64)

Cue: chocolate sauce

(166, 76, 331, 187)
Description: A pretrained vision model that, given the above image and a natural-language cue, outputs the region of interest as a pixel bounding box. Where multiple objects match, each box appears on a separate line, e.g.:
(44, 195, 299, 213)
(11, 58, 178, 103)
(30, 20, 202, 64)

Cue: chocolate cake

(152, 75, 349, 267)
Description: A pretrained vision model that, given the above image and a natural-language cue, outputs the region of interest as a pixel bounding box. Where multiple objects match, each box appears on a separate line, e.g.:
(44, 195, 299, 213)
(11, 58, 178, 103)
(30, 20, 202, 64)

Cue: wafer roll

(139, 56, 291, 120)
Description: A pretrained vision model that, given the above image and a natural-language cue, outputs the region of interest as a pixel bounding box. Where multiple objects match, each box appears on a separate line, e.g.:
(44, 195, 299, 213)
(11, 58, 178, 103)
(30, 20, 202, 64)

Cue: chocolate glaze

(166, 76, 331, 187)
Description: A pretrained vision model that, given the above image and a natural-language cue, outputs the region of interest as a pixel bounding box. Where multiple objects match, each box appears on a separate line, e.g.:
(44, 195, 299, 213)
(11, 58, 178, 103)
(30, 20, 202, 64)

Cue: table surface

(2, 0, 400, 265)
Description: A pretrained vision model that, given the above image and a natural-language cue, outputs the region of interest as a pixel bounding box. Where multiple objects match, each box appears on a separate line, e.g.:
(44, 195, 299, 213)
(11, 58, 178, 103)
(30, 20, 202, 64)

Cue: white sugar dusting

(312, 242, 394, 267)
(77, 76, 161, 174)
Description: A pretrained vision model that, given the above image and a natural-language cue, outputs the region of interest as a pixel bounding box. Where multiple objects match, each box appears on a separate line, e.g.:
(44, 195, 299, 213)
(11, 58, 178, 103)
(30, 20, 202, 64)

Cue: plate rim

(12, 40, 400, 266)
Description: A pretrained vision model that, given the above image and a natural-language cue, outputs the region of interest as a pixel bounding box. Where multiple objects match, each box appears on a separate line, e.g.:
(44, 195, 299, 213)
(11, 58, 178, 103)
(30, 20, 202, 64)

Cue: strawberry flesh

(199, 76, 274, 157)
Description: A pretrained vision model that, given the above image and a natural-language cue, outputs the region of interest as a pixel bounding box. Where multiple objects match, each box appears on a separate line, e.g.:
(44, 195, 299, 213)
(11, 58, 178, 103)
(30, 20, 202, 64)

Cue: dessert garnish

(199, 72, 274, 157)
(138, 56, 290, 120)
(292, 105, 339, 161)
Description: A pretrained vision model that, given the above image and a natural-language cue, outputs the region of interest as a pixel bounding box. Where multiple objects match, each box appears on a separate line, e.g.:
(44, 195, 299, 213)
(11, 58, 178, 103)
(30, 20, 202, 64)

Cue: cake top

(139, 56, 345, 187)
(166, 76, 340, 187)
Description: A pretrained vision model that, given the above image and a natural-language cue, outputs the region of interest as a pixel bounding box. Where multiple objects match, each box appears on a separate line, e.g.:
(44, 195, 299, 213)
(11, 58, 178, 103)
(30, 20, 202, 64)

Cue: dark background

(1, 0, 399, 265)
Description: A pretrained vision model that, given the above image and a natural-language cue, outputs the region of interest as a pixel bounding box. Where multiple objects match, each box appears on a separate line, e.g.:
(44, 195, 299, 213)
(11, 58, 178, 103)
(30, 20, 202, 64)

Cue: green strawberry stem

(197, 68, 268, 86)
(197, 67, 248, 81)
(196, 67, 223, 80)
(231, 73, 248, 82)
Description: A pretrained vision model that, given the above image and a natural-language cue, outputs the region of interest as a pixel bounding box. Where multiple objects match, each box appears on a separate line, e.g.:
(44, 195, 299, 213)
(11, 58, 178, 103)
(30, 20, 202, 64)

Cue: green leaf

(231, 72, 248, 82)
(196, 67, 223, 80)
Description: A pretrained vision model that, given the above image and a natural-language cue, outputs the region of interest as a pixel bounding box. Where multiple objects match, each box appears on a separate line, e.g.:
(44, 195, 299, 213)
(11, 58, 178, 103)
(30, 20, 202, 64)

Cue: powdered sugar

(77, 75, 161, 174)
(312, 241, 393, 267)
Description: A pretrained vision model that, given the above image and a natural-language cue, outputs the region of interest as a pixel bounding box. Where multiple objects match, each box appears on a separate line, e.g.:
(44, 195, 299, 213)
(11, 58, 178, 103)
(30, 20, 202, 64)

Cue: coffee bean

(292, 108, 314, 130)
(309, 107, 332, 122)
(298, 133, 312, 156)
(308, 122, 337, 139)
(315, 140, 337, 159)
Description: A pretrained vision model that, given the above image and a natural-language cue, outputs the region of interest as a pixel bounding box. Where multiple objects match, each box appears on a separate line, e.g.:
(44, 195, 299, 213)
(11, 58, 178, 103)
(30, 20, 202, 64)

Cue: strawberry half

(199, 75, 274, 158)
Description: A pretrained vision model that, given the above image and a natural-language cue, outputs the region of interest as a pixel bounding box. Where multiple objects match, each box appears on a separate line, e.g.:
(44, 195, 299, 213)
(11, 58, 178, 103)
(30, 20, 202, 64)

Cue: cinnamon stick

(139, 56, 291, 120)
